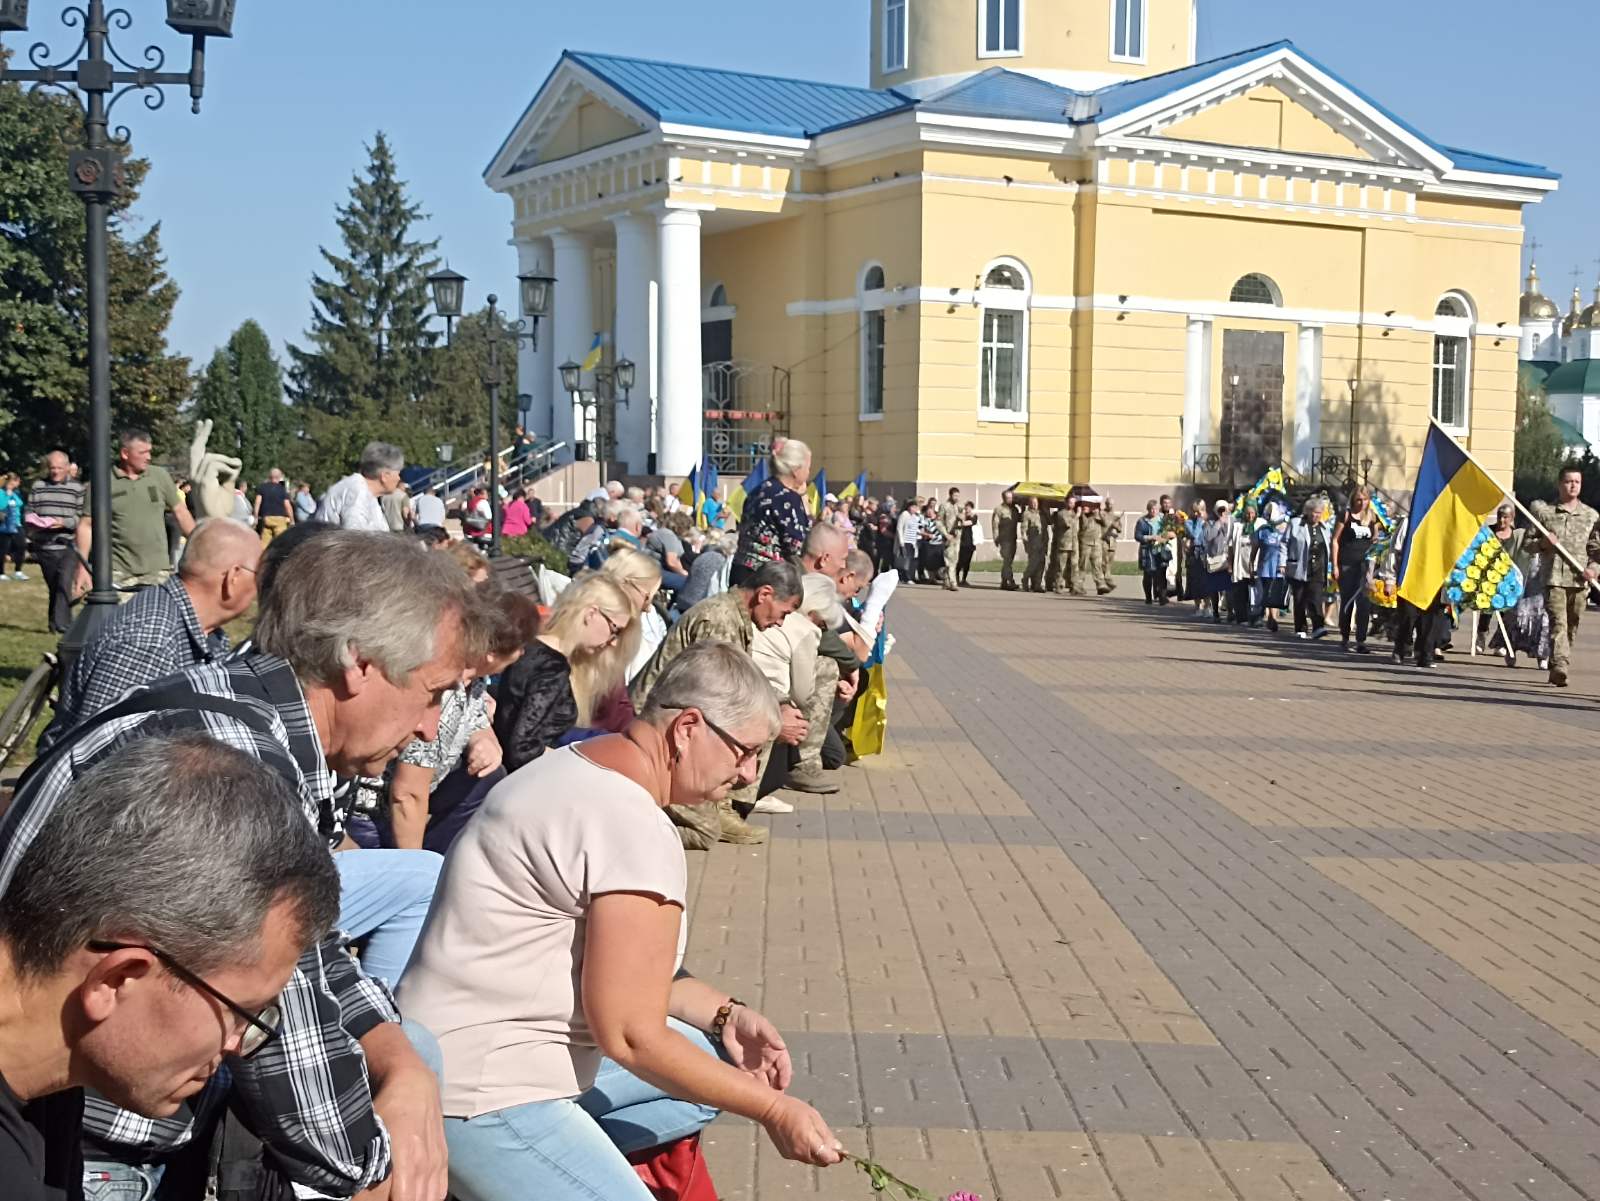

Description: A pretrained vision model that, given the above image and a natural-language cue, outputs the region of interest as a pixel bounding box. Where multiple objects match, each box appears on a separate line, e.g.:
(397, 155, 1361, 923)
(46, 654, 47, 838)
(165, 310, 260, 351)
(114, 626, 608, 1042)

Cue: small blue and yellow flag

(697, 463, 720, 528)
(728, 459, 768, 521)
(805, 468, 828, 518)
(1397, 423, 1505, 608)
(837, 471, 868, 502)
(676, 463, 699, 510)
(580, 332, 605, 372)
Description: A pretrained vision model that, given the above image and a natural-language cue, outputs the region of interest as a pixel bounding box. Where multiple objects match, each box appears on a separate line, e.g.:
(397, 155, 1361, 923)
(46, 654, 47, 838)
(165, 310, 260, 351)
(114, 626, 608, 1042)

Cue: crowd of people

(0, 431, 904, 1201)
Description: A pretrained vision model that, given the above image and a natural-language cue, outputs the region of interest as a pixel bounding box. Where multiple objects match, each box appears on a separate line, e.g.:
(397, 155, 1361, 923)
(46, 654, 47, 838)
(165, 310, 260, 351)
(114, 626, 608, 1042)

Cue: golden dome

(1563, 285, 1584, 335)
(1521, 263, 1559, 320)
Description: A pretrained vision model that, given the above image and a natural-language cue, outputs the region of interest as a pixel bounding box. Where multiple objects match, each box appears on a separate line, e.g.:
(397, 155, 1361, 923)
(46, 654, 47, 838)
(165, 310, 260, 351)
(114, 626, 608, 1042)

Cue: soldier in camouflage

(992, 490, 1020, 590)
(1021, 497, 1046, 591)
(1529, 466, 1600, 688)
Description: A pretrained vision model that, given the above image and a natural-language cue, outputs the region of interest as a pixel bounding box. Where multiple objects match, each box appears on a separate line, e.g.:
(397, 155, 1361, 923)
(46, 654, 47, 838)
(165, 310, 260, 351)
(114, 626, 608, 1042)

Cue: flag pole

(1425, 419, 1600, 597)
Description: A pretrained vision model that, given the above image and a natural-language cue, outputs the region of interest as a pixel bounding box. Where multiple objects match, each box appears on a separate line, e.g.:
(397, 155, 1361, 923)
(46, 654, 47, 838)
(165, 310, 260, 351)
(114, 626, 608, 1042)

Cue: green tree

(1513, 374, 1567, 501)
(286, 131, 440, 481)
(0, 69, 190, 471)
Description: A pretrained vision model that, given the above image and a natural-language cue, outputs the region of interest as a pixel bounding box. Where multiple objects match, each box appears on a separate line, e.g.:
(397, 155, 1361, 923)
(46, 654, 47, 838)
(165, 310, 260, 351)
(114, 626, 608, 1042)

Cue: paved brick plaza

(686, 584, 1600, 1201)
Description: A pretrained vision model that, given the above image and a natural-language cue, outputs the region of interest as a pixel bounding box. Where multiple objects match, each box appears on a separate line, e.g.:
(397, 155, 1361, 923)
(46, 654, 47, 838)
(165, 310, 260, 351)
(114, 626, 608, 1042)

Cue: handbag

(1204, 550, 1227, 573)
(629, 1133, 719, 1201)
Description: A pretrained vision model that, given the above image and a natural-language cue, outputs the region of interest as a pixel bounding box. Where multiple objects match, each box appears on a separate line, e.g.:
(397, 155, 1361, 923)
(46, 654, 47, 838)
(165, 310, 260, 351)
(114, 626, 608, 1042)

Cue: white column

(656, 208, 704, 477)
(514, 237, 554, 441)
(1293, 324, 1323, 474)
(1182, 317, 1213, 470)
(610, 212, 657, 475)
(549, 229, 594, 461)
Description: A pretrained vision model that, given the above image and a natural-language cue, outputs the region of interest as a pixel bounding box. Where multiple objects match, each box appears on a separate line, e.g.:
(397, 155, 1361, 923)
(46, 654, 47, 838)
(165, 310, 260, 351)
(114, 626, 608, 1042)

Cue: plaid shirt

(0, 654, 396, 1194)
(40, 576, 228, 754)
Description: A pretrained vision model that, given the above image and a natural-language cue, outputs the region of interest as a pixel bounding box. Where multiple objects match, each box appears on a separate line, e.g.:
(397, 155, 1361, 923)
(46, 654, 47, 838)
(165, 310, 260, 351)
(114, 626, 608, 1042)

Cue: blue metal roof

(565, 50, 912, 140)
(495, 43, 1556, 184)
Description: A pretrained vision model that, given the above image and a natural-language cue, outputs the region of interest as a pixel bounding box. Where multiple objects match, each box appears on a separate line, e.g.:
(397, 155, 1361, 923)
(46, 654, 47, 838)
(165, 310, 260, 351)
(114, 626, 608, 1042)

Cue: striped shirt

(24, 477, 85, 545)
(2, 654, 396, 1194)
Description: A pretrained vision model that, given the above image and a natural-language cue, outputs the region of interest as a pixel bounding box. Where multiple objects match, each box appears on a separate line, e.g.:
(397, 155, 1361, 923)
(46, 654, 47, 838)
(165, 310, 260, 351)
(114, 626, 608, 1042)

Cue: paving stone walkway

(686, 584, 1600, 1201)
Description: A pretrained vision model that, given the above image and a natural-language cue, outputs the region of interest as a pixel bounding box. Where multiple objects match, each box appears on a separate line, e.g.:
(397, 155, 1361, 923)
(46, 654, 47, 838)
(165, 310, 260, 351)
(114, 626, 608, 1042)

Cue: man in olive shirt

(74, 430, 195, 595)
(992, 490, 1019, 590)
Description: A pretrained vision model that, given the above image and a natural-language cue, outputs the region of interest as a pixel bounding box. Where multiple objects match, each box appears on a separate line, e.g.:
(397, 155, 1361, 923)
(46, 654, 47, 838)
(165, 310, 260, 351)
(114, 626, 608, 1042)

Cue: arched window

(1229, 273, 1281, 306)
(1431, 291, 1474, 432)
(978, 258, 1030, 419)
(860, 264, 887, 419)
(708, 283, 728, 309)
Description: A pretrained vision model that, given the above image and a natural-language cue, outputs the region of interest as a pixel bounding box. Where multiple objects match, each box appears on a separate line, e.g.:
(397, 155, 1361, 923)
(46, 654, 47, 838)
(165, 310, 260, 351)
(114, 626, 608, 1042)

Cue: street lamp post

(1346, 374, 1360, 487)
(1, 1, 240, 666)
(427, 267, 555, 556)
(560, 357, 634, 482)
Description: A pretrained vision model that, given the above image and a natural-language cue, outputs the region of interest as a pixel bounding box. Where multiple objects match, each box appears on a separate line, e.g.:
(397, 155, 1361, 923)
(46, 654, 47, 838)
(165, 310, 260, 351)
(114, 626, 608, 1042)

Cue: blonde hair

(601, 546, 663, 610)
(771, 437, 811, 480)
(543, 572, 638, 724)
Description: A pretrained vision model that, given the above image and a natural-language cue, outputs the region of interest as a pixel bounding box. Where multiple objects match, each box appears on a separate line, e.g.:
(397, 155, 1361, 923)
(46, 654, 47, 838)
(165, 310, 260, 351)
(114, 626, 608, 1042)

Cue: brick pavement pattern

(683, 586, 1600, 1201)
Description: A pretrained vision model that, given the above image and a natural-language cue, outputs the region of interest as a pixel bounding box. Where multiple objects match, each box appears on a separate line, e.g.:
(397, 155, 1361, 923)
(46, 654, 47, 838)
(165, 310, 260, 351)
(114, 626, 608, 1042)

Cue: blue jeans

(335, 848, 443, 987)
(444, 1019, 723, 1201)
(81, 1162, 162, 1201)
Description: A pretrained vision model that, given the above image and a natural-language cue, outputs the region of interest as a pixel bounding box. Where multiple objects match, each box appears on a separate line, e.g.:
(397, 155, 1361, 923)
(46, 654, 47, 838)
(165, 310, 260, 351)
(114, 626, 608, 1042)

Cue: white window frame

(977, 0, 1023, 59)
(1110, 0, 1148, 64)
(859, 263, 887, 421)
(1431, 290, 1474, 435)
(977, 257, 1031, 422)
(883, 0, 909, 73)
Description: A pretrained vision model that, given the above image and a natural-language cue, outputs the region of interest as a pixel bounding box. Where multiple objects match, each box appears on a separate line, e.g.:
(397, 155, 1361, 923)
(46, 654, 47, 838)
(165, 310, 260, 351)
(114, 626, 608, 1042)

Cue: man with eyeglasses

(314, 441, 405, 533)
(40, 519, 263, 752)
(0, 734, 341, 1201)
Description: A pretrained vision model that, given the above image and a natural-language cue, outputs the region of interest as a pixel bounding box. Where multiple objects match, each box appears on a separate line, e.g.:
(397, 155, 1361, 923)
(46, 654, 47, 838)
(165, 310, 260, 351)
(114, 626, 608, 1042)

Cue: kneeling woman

(397, 642, 842, 1201)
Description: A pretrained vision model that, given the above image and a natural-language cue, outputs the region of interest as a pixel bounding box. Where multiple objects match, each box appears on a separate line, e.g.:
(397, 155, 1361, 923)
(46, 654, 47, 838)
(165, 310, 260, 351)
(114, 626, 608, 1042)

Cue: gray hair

(639, 641, 780, 741)
(254, 531, 475, 687)
(178, 517, 261, 580)
(0, 734, 340, 978)
(771, 437, 811, 479)
(845, 548, 875, 580)
(358, 441, 405, 480)
(800, 572, 844, 628)
(744, 558, 803, 601)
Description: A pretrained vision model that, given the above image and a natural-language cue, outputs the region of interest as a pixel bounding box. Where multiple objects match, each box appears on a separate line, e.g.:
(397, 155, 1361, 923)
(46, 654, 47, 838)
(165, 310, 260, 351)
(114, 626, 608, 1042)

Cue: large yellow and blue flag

(676, 462, 700, 511)
(580, 332, 605, 372)
(697, 463, 719, 528)
(728, 459, 768, 522)
(1397, 422, 1505, 608)
(805, 469, 828, 518)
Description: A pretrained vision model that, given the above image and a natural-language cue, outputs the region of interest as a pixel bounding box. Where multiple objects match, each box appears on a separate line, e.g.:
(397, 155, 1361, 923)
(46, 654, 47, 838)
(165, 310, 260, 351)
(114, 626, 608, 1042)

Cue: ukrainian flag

(838, 471, 868, 502)
(805, 468, 827, 518)
(580, 332, 605, 372)
(728, 459, 768, 521)
(697, 463, 719, 528)
(1397, 422, 1505, 608)
(676, 463, 700, 511)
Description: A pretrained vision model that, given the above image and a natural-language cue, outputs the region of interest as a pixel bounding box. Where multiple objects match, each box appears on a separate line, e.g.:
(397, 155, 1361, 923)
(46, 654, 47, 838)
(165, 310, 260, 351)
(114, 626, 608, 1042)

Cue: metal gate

(702, 361, 791, 477)
(1220, 330, 1285, 489)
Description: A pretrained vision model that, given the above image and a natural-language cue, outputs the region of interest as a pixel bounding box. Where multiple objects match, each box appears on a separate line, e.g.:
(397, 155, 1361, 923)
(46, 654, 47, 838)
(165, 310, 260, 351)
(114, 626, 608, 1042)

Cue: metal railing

(1184, 444, 1225, 485)
(409, 438, 566, 501)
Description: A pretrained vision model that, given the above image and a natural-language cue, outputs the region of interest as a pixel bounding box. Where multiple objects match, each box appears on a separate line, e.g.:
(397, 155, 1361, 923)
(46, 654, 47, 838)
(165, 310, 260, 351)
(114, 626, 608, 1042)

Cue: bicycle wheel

(0, 654, 56, 774)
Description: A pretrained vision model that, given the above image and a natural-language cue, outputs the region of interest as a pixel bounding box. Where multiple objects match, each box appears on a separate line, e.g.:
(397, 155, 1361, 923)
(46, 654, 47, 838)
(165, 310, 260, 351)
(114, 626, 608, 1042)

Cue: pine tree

(229, 320, 289, 482)
(192, 345, 241, 455)
(0, 75, 189, 470)
(287, 132, 440, 480)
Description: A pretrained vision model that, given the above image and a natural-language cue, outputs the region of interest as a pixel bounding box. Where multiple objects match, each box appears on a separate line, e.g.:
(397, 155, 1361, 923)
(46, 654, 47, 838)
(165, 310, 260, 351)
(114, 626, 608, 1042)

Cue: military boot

(718, 800, 769, 844)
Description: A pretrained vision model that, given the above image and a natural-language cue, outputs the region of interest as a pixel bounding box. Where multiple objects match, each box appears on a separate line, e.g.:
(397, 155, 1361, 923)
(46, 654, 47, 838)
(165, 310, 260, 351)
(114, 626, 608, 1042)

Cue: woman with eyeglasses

(493, 573, 638, 773)
(398, 642, 843, 1201)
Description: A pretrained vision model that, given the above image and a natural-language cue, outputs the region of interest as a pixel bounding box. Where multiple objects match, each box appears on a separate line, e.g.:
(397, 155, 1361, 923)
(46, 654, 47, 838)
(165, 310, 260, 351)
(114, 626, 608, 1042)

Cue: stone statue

(188, 419, 243, 521)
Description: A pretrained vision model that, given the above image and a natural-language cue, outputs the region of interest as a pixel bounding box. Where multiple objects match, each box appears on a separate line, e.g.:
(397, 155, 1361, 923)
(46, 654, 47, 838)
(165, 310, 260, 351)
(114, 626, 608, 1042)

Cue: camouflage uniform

(1047, 507, 1076, 594)
(629, 588, 757, 847)
(992, 500, 1020, 589)
(1072, 510, 1100, 595)
(1529, 498, 1600, 686)
(937, 499, 963, 590)
(1021, 506, 1047, 591)
(1096, 507, 1121, 594)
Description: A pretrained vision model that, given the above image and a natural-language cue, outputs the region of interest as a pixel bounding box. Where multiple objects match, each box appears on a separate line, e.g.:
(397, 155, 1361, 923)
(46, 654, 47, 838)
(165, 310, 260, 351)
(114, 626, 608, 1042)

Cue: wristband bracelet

(711, 998, 745, 1037)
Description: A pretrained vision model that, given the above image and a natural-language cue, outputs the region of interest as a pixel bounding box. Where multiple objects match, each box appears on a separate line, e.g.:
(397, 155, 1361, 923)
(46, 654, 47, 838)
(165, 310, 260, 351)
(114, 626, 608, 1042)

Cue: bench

(489, 555, 539, 597)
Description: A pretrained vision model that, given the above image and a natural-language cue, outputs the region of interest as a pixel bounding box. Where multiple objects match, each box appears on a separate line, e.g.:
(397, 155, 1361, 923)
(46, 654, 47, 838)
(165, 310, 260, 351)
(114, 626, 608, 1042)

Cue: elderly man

(41, 518, 263, 751)
(0, 736, 341, 1201)
(74, 429, 196, 596)
(631, 560, 804, 847)
(26, 450, 88, 634)
(315, 441, 404, 532)
(254, 467, 296, 545)
(10, 531, 478, 1201)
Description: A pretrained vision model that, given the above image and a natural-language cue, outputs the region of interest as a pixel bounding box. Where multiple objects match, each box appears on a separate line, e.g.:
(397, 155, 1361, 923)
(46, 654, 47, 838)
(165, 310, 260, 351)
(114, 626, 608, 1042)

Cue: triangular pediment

(1096, 46, 1448, 176)
(486, 55, 659, 185)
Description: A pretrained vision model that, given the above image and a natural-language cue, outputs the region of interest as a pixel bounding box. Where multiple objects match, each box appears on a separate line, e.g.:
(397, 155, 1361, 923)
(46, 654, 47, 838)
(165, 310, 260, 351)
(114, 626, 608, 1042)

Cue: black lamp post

(561, 357, 633, 478)
(1, 1, 238, 668)
(428, 267, 556, 556)
(1347, 374, 1360, 484)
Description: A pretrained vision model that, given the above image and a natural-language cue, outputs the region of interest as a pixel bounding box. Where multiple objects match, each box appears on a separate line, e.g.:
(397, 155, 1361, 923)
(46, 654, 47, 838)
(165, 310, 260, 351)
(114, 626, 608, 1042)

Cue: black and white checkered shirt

(0, 654, 397, 1194)
(39, 576, 229, 754)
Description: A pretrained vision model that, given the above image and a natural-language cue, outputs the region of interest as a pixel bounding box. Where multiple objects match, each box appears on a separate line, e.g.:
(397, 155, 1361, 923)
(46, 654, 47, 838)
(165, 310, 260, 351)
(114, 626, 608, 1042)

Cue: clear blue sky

(98, 0, 1592, 368)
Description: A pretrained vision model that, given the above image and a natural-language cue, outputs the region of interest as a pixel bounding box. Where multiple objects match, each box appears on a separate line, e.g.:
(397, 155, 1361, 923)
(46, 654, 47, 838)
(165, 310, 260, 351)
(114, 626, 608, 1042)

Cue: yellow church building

(486, 0, 1558, 502)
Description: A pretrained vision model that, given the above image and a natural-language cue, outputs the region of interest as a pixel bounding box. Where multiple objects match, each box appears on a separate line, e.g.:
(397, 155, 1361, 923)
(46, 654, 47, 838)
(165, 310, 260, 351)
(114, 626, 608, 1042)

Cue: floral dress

(732, 476, 810, 572)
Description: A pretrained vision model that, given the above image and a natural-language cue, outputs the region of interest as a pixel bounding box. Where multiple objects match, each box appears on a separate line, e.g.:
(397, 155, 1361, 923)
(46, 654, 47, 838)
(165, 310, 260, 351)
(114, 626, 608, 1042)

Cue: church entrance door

(1220, 330, 1285, 489)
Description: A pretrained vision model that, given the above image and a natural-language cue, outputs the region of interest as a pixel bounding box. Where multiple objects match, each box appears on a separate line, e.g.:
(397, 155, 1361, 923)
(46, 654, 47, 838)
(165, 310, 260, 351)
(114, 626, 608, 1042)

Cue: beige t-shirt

(395, 744, 687, 1118)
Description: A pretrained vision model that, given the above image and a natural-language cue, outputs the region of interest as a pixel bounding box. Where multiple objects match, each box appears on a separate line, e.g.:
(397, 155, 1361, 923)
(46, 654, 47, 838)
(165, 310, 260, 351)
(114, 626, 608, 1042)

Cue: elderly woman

(1199, 501, 1234, 621)
(731, 437, 813, 583)
(1228, 502, 1261, 626)
(1285, 496, 1333, 639)
(398, 643, 842, 1201)
(494, 572, 640, 772)
(1134, 499, 1171, 605)
(1182, 499, 1209, 609)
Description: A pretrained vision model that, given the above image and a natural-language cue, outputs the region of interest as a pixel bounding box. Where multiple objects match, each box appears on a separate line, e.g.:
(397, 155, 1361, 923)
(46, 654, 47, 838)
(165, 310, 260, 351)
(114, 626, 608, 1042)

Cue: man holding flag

(1397, 423, 1505, 632)
(1529, 465, 1600, 688)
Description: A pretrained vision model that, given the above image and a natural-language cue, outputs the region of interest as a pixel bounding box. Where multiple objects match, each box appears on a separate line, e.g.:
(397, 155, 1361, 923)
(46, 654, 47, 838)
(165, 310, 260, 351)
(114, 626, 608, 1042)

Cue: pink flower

(946, 1194, 983, 1201)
